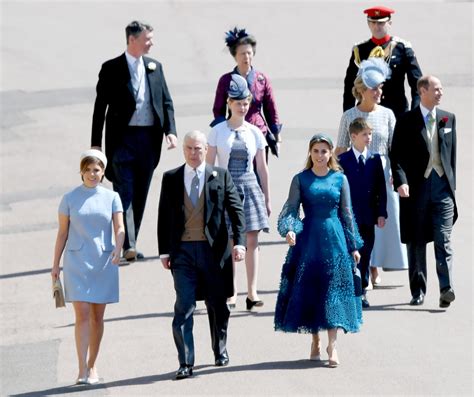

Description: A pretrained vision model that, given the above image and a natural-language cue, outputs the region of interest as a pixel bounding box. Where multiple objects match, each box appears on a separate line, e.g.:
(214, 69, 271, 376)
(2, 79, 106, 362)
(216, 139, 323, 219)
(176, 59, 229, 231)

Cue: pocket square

(443, 128, 452, 134)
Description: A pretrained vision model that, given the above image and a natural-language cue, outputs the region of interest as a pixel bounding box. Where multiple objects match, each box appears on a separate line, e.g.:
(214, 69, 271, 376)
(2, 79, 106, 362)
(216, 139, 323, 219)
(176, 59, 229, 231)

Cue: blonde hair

(352, 75, 368, 102)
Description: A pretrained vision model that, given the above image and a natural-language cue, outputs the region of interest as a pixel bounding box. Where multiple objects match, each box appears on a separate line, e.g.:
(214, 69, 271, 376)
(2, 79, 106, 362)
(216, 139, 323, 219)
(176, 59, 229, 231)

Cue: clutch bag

(353, 266, 363, 297)
(52, 278, 66, 308)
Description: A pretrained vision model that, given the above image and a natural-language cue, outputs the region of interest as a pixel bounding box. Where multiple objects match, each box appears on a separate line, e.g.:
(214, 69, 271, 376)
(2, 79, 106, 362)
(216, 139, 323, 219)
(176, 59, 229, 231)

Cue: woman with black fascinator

(211, 27, 282, 161)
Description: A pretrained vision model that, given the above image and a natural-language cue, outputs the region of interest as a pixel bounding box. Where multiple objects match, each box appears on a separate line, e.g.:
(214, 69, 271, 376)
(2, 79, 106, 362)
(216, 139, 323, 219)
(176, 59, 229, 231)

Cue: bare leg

(310, 333, 321, 361)
(370, 266, 380, 284)
(87, 303, 107, 380)
(72, 302, 91, 380)
(327, 328, 339, 367)
(245, 231, 260, 302)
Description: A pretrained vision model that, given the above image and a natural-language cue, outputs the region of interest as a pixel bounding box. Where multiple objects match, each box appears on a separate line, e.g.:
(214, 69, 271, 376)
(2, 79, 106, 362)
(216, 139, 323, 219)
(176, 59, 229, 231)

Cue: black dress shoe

(361, 296, 370, 308)
(175, 365, 193, 379)
(215, 352, 229, 367)
(136, 251, 145, 260)
(410, 295, 424, 306)
(439, 287, 455, 308)
(246, 297, 264, 310)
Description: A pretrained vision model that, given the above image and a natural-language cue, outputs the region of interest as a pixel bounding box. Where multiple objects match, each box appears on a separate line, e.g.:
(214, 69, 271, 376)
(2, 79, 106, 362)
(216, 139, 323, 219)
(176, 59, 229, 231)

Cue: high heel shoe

(86, 367, 100, 385)
(326, 345, 340, 368)
(310, 336, 321, 361)
(246, 297, 264, 310)
(75, 377, 88, 385)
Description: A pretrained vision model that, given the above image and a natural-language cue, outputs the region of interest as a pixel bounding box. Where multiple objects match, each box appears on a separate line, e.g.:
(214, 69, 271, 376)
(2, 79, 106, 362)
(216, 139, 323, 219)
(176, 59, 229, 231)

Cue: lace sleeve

(338, 175, 363, 252)
(277, 174, 304, 237)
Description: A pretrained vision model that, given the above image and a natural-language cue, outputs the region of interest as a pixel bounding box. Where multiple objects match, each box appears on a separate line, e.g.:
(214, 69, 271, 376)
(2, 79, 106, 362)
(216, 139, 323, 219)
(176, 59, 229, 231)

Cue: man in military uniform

(343, 6, 422, 119)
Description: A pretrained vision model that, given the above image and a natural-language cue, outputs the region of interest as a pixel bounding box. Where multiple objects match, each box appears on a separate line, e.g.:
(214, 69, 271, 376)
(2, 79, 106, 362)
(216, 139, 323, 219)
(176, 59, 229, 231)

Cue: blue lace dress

(274, 169, 363, 333)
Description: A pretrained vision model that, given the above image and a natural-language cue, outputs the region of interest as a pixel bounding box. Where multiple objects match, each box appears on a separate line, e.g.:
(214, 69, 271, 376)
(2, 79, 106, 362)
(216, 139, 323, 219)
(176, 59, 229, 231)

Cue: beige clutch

(52, 278, 66, 308)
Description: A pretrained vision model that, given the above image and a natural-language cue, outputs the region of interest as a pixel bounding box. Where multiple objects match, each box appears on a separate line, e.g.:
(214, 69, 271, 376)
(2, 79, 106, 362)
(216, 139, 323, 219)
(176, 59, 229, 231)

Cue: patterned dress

(337, 106, 408, 269)
(208, 121, 269, 233)
(274, 170, 363, 333)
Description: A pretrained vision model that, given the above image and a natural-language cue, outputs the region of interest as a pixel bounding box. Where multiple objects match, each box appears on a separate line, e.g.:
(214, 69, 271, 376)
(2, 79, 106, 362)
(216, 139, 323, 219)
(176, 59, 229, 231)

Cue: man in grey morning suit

(91, 21, 177, 261)
(390, 76, 457, 308)
(158, 131, 246, 379)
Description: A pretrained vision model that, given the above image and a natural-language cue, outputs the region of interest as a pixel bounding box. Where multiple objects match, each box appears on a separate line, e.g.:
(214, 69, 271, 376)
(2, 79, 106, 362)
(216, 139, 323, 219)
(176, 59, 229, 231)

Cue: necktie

(358, 154, 365, 170)
(189, 170, 199, 206)
(426, 112, 435, 138)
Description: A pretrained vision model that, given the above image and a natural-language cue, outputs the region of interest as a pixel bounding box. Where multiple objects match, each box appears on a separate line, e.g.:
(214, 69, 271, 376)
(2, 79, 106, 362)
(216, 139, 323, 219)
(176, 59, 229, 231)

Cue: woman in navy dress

(211, 27, 282, 160)
(274, 134, 363, 367)
(207, 74, 271, 310)
(51, 149, 124, 384)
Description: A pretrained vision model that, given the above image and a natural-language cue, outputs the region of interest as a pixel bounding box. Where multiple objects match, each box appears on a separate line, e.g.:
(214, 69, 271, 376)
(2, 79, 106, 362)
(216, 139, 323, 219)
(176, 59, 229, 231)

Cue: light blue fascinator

(357, 57, 392, 89)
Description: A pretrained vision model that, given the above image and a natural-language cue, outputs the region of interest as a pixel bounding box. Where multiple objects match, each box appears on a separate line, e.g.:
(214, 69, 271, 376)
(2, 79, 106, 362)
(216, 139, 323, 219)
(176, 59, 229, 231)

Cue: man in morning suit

(339, 118, 387, 308)
(91, 21, 177, 261)
(343, 6, 422, 119)
(390, 76, 457, 308)
(158, 130, 246, 379)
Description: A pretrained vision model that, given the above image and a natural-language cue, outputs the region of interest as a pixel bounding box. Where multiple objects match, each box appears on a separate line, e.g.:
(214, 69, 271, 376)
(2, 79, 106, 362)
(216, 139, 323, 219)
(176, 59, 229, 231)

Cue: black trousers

(171, 241, 230, 366)
(112, 126, 159, 251)
(358, 224, 375, 291)
(407, 171, 455, 298)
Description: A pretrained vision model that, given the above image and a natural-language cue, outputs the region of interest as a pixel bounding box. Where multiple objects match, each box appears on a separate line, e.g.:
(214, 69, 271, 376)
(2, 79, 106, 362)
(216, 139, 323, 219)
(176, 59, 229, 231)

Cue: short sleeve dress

(274, 169, 363, 333)
(59, 184, 123, 303)
(208, 120, 269, 233)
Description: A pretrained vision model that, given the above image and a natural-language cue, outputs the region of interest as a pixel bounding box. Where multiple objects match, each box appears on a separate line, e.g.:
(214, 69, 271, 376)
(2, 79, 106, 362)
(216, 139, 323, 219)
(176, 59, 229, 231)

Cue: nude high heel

(310, 333, 321, 361)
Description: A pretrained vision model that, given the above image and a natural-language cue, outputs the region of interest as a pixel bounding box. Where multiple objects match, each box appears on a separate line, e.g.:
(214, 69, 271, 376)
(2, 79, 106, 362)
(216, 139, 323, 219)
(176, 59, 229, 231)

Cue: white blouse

(208, 121, 265, 173)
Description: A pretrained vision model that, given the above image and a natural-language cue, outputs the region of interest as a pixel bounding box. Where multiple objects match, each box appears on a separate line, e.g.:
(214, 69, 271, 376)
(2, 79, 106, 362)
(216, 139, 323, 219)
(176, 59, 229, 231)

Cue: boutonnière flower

(212, 171, 218, 178)
(147, 62, 157, 71)
(439, 116, 449, 127)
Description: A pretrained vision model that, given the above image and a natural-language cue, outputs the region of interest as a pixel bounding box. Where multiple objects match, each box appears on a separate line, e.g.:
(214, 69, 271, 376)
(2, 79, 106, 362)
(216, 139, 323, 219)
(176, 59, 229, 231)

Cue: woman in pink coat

(211, 27, 282, 160)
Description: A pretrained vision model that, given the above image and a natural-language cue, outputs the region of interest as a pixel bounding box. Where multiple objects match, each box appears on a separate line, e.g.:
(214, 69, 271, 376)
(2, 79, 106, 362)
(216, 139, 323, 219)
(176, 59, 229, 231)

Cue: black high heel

(246, 297, 264, 310)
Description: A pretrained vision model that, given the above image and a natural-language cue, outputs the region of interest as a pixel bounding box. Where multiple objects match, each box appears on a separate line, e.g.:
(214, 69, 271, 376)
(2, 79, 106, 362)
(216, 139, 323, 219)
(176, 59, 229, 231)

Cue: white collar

(184, 162, 206, 175)
(420, 103, 437, 119)
(125, 51, 143, 67)
(352, 146, 368, 159)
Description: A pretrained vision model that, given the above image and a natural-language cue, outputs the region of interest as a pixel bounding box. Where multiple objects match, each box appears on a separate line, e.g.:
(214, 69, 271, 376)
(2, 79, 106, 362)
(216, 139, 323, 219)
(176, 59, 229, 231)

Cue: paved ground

(1, 1, 472, 396)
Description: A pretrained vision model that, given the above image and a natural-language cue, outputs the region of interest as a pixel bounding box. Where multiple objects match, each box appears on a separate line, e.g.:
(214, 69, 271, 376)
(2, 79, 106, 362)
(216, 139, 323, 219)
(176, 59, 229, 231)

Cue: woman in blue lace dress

(207, 74, 271, 311)
(274, 134, 363, 367)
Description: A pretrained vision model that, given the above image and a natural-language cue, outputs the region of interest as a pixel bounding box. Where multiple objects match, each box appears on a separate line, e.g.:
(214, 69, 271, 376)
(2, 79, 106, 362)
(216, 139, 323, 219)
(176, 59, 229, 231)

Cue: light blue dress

(274, 170, 363, 334)
(59, 185, 123, 303)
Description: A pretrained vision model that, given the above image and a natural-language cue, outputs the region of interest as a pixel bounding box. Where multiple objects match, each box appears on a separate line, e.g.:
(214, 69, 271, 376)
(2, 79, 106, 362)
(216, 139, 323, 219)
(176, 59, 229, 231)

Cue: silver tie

(190, 170, 199, 206)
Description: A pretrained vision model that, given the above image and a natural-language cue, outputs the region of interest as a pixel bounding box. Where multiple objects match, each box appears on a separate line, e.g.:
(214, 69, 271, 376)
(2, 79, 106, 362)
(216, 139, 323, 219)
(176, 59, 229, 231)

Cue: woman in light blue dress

(336, 58, 408, 287)
(51, 149, 124, 385)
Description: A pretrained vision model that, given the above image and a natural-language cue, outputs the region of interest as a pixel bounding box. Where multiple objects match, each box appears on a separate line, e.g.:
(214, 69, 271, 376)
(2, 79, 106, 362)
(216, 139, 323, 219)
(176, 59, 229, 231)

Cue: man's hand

(161, 257, 171, 270)
(166, 134, 177, 150)
(377, 217, 386, 228)
(233, 246, 245, 262)
(397, 184, 409, 197)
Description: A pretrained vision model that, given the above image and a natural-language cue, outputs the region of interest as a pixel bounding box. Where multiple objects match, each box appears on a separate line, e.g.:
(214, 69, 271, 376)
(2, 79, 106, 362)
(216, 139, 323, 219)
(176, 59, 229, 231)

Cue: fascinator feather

(225, 27, 249, 48)
(357, 57, 392, 89)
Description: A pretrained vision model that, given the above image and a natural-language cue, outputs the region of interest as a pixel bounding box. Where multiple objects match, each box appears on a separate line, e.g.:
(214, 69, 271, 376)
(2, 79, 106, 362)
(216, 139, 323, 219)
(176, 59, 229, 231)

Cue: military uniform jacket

(343, 36, 422, 119)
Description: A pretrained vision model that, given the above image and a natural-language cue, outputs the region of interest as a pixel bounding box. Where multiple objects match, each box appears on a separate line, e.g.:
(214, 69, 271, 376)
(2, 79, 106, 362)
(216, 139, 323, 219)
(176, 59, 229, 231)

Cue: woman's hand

(111, 249, 121, 265)
(51, 265, 60, 281)
(351, 250, 361, 264)
(286, 231, 296, 246)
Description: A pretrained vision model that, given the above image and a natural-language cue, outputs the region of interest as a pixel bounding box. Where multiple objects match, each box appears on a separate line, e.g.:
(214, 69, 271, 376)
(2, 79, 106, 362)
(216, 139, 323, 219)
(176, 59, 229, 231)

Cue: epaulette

(352, 39, 371, 66)
(391, 36, 413, 48)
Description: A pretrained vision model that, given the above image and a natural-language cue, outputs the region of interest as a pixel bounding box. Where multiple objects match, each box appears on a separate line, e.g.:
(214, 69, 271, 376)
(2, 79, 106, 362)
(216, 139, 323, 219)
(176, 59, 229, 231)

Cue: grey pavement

(1, 1, 472, 396)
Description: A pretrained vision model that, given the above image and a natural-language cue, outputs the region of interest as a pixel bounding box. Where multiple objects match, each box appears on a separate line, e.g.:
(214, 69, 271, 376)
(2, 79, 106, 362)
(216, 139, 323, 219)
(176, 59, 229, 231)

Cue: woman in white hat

(51, 149, 124, 385)
(336, 58, 408, 285)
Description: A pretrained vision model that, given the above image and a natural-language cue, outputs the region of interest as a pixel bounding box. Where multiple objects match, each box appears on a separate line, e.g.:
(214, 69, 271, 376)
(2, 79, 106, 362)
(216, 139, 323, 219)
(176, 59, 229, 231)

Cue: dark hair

(304, 134, 341, 171)
(126, 21, 153, 44)
(80, 156, 105, 182)
(230, 36, 257, 57)
(349, 118, 373, 135)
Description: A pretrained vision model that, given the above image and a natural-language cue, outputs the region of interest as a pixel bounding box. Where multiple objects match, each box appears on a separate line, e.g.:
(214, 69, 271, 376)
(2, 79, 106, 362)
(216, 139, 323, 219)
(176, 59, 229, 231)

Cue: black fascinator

(224, 27, 249, 48)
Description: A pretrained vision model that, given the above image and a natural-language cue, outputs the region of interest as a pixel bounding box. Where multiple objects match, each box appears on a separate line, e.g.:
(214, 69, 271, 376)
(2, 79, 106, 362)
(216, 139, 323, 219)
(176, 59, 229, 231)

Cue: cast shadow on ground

(364, 303, 447, 314)
(11, 359, 333, 396)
